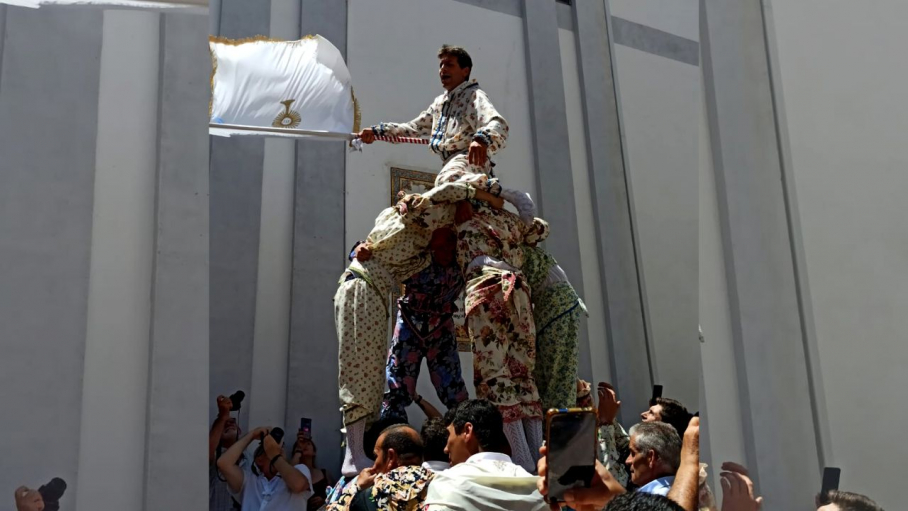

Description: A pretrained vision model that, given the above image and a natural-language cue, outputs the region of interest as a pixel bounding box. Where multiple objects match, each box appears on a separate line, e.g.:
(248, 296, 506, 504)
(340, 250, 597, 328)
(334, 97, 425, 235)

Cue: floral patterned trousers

(334, 274, 389, 426)
(534, 282, 585, 411)
(465, 267, 542, 423)
(380, 308, 469, 422)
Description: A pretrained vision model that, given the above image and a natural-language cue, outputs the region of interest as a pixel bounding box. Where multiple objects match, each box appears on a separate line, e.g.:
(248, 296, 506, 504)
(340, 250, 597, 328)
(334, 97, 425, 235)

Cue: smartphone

(650, 385, 663, 405)
(821, 467, 841, 495)
(545, 408, 598, 504)
(300, 417, 312, 439)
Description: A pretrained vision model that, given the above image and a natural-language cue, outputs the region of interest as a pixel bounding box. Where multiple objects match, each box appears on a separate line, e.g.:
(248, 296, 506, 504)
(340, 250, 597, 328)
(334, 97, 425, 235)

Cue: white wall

(75, 11, 159, 511)
(610, 0, 699, 41)
(698, 62, 747, 488)
(243, 0, 300, 443)
(768, 1, 908, 507)
(560, 26, 612, 388)
(612, 29, 701, 408)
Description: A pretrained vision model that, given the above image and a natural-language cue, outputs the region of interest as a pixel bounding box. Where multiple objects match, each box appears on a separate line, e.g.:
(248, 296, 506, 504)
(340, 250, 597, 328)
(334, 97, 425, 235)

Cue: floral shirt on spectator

(598, 420, 631, 487)
(327, 465, 434, 511)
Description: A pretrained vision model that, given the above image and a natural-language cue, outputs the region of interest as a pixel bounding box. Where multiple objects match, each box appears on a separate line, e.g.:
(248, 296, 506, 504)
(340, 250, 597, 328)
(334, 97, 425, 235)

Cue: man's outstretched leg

(467, 270, 541, 473)
(380, 311, 423, 423)
(425, 318, 469, 410)
(335, 275, 388, 477)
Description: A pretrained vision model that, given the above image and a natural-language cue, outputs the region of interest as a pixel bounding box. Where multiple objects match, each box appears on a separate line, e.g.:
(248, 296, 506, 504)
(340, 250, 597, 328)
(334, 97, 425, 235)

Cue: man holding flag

(357, 45, 508, 190)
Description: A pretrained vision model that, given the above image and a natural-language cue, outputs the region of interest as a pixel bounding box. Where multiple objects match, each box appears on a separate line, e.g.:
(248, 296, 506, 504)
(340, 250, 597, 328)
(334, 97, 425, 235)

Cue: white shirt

(424, 452, 547, 511)
(231, 463, 313, 511)
(422, 460, 451, 472)
(637, 475, 675, 496)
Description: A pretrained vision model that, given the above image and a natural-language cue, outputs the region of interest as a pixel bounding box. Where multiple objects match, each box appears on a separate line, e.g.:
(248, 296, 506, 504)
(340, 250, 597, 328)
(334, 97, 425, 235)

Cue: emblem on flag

(272, 100, 302, 129)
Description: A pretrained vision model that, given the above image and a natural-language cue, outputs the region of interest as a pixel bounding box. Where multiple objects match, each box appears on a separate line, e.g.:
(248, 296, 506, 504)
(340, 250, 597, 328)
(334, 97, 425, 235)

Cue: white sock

(499, 188, 536, 226)
(522, 417, 543, 470)
(341, 419, 371, 477)
(504, 420, 536, 473)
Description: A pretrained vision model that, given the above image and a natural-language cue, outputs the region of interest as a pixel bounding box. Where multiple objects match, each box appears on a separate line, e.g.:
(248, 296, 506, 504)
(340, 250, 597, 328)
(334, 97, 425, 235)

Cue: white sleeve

(227, 463, 252, 500)
(294, 464, 314, 499)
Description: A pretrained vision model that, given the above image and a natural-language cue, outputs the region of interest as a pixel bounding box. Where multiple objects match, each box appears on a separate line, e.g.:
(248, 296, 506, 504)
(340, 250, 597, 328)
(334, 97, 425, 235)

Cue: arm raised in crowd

(667, 417, 701, 511)
(537, 445, 626, 511)
(209, 395, 232, 464)
(217, 426, 268, 494)
(597, 382, 630, 487)
(262, 433, 311, 494)
(14, 487, 44, 511)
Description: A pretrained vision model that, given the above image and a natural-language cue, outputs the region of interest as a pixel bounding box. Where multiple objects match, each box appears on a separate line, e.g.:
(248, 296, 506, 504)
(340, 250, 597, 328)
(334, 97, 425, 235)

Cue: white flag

(0, 0, 205, 10)
(209, 35, 360, 139)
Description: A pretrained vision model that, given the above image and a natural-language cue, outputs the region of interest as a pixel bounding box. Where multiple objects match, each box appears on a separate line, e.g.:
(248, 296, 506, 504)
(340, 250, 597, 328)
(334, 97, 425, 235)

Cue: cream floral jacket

(372, 79, 509, 162)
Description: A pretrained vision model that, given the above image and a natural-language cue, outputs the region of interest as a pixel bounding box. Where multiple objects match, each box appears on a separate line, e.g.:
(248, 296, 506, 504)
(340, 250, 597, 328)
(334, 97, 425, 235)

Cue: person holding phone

(14, 487, 44, 511)
(210, 394, 245, 511)
(537, 417, 701, 511)
(291, 433, 333, 510)
(217, 426, 312, 510)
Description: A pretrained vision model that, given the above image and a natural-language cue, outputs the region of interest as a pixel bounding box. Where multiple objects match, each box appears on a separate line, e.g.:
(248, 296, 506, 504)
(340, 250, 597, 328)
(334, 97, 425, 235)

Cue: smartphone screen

(546, 410, 597, 503)
(821, 467, 841, 495)
(300, 417, 312, 439)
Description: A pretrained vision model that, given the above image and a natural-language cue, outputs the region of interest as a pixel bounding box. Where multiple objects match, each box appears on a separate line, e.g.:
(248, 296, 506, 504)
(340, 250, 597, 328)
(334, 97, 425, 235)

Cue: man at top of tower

(357, 45, 509, 188)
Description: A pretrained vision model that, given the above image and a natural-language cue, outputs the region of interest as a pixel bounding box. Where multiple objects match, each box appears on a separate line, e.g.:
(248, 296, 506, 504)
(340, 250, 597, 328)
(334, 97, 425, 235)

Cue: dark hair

(365, 416, 407, 461)
(655, 397, 691, 438)
(380, 424, 424, 465)
(421, 418, 449, 463)
(818, 490, 883, 511)
(437, 45, 473, 76)
(605, 492, 685, 511)
(446, 399, 508, 452)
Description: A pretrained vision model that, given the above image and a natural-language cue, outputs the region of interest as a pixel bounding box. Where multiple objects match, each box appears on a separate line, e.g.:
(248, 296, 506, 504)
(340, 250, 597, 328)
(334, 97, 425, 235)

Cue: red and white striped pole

(372, 135, 430, 145)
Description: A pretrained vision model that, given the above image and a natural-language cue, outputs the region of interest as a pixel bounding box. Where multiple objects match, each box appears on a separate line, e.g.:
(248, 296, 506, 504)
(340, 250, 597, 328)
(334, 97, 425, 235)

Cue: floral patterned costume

(335, 183, 476, 428)
(457, 205, 549, 473)
(521, 245, 587, 411)
(336, 183, 478, 476)
(380, 260, 469, 422)
(370, 79, 508, 188)
(455, 205, 547, 423)
(598, 419, 631, 488)
(327, 465, 434, 511)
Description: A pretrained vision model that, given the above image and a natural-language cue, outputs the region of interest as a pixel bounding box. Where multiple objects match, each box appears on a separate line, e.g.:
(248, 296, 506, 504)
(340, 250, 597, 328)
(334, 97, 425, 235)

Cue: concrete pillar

(285, 0, 349, 476)
(208, 0, 270, 432)
(522, 0, 592, 384)
(571, 0, 653, 422)
(143, 12, 210, 511)
(0, 8, 103, 507)
(701, 0, 825, 504)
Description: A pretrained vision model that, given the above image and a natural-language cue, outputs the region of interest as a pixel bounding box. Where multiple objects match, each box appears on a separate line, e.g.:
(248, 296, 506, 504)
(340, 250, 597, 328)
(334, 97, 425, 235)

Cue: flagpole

(209, 123, 356, 140)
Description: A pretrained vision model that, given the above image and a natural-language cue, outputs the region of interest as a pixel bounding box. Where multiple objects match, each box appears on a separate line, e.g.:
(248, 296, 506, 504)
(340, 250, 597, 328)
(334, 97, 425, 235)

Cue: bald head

(374, 425, 424, 473)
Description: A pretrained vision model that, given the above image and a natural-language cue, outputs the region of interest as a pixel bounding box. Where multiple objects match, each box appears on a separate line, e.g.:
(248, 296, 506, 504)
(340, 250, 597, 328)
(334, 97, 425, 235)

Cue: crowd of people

(208, 388, 884, 511)
(205, 45, 885, 511)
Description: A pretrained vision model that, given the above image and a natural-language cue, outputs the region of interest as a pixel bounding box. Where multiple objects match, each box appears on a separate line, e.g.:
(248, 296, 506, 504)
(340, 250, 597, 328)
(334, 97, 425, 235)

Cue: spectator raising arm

(14, 487, 44, 511)
(413, 393, 443, 419)
(217, 426, 268, 494)
(209, 395, 232, 464)
(262, 433, 311, 494)
(667, 417, 701, 511)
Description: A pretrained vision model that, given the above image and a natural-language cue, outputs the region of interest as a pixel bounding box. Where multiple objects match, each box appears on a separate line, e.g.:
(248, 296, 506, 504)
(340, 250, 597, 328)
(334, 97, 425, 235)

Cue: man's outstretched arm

(360, 101, 436, 142)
